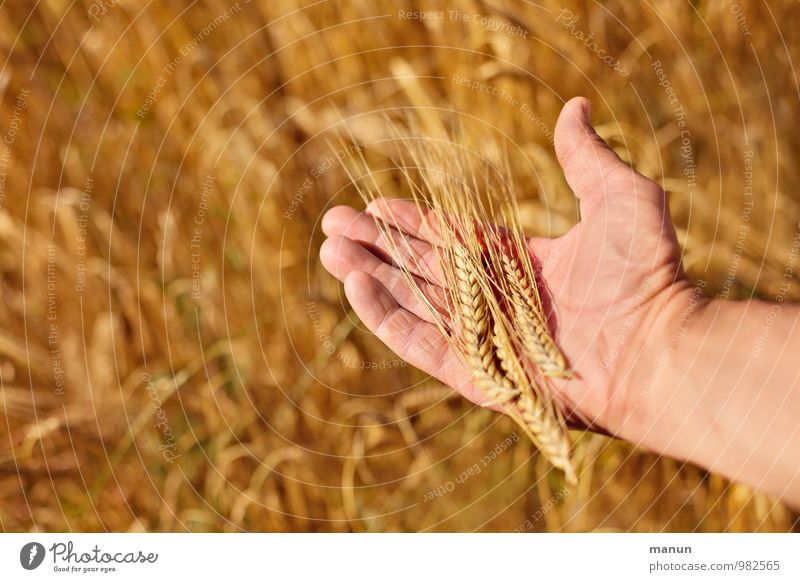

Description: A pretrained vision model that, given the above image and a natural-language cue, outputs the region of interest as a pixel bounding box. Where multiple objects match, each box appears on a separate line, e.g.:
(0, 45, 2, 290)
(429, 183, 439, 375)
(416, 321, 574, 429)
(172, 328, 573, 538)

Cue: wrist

(613, 280, 709, 449)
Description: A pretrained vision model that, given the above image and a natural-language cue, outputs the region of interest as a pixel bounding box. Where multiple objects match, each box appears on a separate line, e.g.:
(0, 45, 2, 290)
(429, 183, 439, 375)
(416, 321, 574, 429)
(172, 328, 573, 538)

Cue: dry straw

(338, 119, 577, 483)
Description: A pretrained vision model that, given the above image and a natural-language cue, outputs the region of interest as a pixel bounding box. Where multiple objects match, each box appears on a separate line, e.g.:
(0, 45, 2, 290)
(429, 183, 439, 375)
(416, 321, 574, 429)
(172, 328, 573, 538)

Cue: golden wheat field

(0, 0, 798, 532)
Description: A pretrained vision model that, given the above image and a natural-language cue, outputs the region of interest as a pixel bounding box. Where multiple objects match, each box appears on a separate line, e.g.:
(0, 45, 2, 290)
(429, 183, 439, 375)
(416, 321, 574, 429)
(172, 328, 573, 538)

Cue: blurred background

(0, 0, 798, 532)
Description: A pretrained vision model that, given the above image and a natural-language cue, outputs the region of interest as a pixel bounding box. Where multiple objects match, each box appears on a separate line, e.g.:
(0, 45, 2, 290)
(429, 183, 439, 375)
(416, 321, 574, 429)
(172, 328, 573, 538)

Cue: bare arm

(633, 297, 800, 507)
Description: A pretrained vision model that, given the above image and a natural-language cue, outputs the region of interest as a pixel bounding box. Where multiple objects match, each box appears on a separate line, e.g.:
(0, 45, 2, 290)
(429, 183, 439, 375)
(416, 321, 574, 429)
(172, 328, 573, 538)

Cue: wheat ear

(491, 319, 576, 483)
(452, 245, 519, 408)
(515, 389, 577, 483)
(500, 251, 572, 378)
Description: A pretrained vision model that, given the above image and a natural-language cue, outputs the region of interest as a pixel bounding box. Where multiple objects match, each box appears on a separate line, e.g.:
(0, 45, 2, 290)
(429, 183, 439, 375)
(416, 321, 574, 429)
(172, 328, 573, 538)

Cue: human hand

(320, 97, 697, 443)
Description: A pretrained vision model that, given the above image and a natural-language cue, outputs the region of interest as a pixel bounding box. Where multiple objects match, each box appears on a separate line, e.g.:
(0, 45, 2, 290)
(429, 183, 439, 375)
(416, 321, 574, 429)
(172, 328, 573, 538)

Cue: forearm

(640, 297, 800, 507)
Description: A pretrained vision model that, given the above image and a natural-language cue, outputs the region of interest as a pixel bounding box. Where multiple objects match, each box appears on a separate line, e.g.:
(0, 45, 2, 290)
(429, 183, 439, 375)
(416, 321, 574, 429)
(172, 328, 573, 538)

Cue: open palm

(320, 97, 694, 441)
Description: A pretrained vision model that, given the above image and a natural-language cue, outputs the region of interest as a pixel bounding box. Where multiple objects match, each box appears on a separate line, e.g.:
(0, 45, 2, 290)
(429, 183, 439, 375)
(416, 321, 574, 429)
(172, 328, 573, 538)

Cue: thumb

(554, 97, 654, 209)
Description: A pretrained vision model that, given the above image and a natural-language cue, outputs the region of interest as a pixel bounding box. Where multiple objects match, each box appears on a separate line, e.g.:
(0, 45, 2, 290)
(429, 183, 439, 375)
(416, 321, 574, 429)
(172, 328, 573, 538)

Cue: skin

(319, 97, 800, 508)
